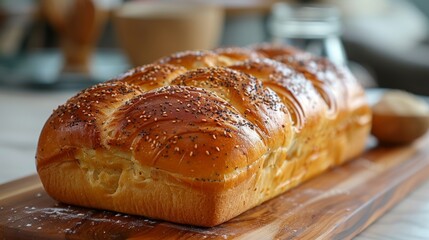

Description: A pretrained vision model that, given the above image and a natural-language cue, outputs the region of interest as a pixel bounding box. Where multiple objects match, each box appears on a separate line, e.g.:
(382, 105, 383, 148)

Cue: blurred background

(1, 2, 429, 237)
(1, 0, 429, 182)
(0, 0, 428, 93)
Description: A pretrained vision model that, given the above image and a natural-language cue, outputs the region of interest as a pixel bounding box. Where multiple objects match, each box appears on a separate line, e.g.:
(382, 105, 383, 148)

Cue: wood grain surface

(355, 179, 429, 240)
(1, 134, 429, 240)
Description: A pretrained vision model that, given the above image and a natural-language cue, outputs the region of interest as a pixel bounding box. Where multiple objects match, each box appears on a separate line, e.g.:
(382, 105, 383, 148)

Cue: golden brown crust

(36, 44, 371, 227)
(171, 67, 292, 149)
(156, 50, 220, 69)
(37, 81, 142, 168)
(116, 64, 187, 91)
(214, 47, 263, 62)
(108, 85, 266, 180)
(251, 43, 305, 59)
(228, 57, 325, 130)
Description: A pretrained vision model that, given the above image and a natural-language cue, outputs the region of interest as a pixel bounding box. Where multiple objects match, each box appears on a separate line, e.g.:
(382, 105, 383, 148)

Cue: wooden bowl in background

(113, 2, 224, 66)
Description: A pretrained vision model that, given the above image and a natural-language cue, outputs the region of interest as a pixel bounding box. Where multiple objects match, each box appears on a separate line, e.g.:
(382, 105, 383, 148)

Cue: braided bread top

(36, 45, 370, 187)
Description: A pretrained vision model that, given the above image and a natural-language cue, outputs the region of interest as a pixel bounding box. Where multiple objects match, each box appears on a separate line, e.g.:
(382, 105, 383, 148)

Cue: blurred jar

(40, 0, 121, 74)
(268, 3, 346, 65)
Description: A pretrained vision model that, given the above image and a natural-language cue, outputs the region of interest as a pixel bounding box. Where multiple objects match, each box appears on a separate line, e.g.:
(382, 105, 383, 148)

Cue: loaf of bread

(36, 44, 371, 227)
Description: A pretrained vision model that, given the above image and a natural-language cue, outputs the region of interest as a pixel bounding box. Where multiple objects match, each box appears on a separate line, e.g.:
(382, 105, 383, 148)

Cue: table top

(1, 87, 428, 239)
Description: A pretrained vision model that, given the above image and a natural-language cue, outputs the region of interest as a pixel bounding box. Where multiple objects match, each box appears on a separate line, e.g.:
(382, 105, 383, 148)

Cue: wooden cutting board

(1, 134, 429, 240)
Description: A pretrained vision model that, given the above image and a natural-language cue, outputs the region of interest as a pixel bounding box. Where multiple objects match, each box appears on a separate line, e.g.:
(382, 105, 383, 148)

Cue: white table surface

(0, 87, 428, 239)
